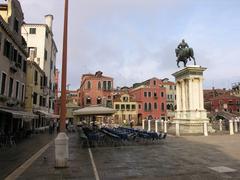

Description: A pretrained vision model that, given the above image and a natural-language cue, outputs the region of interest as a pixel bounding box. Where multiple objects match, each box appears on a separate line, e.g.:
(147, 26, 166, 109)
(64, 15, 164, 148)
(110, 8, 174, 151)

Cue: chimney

(45, 14, 53, 31)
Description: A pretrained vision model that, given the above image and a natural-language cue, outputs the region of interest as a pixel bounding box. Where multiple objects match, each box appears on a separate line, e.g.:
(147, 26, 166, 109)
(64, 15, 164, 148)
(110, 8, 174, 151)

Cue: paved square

(17, 134, 240, 180)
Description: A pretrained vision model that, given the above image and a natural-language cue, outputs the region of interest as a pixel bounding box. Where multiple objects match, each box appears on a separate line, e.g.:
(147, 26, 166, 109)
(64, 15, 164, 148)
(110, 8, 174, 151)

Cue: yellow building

(113, 94, 138, 125)
(25, 60, 50, 130)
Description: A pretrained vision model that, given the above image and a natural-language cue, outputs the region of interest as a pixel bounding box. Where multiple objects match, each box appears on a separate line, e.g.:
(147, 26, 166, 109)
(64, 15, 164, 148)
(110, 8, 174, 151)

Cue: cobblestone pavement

(0, 132, 55, 179)
(18, 134, 240, 180)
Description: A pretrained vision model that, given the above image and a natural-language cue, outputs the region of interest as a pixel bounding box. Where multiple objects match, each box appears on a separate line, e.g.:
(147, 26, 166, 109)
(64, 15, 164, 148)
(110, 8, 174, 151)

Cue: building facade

(0, 0, 36, 134)
(79, 71, 113, 108)
(130, 78, 167, 122)
(113, 93, 138, 125)
(21, 15, 58, 114)
(206, 94, 240, 113)
(162, 78, 176, 120)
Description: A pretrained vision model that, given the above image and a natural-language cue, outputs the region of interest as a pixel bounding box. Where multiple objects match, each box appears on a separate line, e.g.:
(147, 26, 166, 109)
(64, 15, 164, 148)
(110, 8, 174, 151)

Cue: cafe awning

(73, 105, 116, 116)
(36, 110, 60, 119)
(0, 108, 38, 120)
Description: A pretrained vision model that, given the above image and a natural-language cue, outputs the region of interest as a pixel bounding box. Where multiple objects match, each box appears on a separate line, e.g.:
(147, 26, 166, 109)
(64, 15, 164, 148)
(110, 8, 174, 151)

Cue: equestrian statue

(175, 39, 196, 68)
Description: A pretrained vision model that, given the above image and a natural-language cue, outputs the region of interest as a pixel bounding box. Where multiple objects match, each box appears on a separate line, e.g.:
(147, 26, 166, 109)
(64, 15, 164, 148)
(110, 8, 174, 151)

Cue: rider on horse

(175, 39, 196, 67)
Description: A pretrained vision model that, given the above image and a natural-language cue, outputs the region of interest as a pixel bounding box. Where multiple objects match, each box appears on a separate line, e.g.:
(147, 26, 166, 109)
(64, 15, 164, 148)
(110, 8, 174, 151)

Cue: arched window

(87, 81, 91, 89)
(97, 97, 101, 104)
(161, 103, 165, 111)
(108, 81, 112, 90)
(144, 103, 147, 111)
(161, 92, 164, 97)
(154, 102, 157, 109)
(86, 96, 91, 105)
(98, 81, 101, 89)
(148, 103, 152, 111)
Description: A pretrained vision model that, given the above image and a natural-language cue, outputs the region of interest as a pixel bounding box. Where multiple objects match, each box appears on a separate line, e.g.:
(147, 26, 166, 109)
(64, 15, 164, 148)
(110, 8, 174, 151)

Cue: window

(21, 84, 25, 101)
(154, 92, 157, 97)
(13, 49, 17, 62)
(86, 97, 91, 105)
(170, 85, 172, 90)
(87, 81, 91, 89)
(29, 28, 36, 34)
(28, 47, 37, 59)
(97, 97, 101, 104)
(42, 97, 46, 106)
(45, 30, 48, 38)
(15, 81, 19, 99)
(17, 54, 22, 69)
(49, 100, 51, 108)
(138, 104, 141, 109)
(161, 103, 165, 111)
(115, 104, 120, 110)
(123, 96, 128, 102)
(1, 73, 6, 95)
(132, 104, 136, 110)
(154, 102, 157, 109)
(40, 76, 43, 88)
(8, 77, 13, 97)
(33, 92, 37, 104)
(39, 96, 43, 106)
(103, 81, 107, 90)
(144, 92, 147, 97)
(50, 60, 53, 70)
(44, 76, 48, 87)
(3, 40, 11, 58)
(161, 92, 164, 97)
(108, 81, 112, 90)
(98, 81, 101, 89)
(34, 70, 38, 85)
(44, 49, 47, 60)
(148, 92, 151, 97)
(126, 104, 130, 110)
(23, 60, 27, 73)
(153, 80, 156, 85)
(144, 103, 147, 111)
(148, 103, 152, 111)
(121, 104, 125, 110)
(14, 18, 19, 33)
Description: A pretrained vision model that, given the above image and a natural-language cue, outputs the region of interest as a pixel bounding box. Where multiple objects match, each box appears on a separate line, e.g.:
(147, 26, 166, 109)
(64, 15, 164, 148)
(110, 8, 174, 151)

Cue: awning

(0, 108, 38, 120)
(36, 110, 60, 119)
(73, 105, 116, 116)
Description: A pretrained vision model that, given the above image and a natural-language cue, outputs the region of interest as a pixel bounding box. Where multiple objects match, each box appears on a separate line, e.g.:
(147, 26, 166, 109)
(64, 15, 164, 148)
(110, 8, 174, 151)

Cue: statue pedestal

(172, 65, 213, 134)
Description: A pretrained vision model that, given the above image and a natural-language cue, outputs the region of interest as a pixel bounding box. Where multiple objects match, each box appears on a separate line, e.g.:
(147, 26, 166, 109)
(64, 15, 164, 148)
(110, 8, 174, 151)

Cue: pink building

(79, 71, 113, 108)
(130, 78, 167, 121)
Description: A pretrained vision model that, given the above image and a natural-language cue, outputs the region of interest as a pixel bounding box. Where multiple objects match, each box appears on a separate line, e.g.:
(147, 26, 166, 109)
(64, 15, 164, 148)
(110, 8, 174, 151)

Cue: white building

(21, 15, 58, 113)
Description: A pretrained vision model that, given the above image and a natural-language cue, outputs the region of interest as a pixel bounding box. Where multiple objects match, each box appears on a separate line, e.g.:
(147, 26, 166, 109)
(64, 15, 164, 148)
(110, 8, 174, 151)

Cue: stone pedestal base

(172, 118, 215, 134)
(55, 132, 69, 168)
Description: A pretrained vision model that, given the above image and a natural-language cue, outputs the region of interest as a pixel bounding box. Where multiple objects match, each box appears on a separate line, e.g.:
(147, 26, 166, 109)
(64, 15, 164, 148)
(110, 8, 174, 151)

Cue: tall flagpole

(60, 0, 69, 132)
(55, 0, 69, 168)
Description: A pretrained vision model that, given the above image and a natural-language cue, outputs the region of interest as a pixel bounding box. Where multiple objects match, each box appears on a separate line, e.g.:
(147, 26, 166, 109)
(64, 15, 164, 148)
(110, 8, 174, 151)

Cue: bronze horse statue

(175, 42, 196, 68)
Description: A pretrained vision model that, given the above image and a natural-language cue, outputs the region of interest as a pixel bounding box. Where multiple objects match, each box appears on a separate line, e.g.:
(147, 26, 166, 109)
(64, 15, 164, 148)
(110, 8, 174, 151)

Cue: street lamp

(55, 0, 69, 168)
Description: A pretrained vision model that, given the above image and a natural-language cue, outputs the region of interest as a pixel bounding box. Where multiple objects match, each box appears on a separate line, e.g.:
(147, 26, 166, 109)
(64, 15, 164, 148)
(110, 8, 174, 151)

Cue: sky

(20, 0, 240, 90)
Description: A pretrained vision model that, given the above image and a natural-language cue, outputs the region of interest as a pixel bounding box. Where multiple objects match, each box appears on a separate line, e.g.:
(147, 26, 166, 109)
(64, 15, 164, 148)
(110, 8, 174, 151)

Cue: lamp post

(55, 0, 69, 168)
